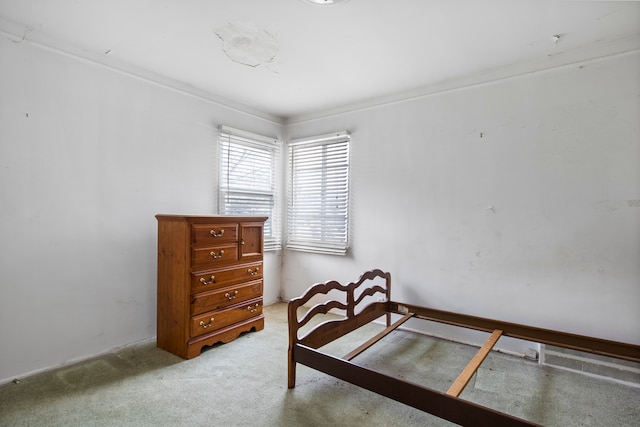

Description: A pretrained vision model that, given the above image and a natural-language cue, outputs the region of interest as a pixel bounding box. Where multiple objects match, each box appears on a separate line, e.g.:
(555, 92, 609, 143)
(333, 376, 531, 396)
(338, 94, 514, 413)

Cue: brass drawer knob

(247, 304, 259, 313)
(247, 267, 259, 276)
(225, 290, 238, 301)
(199, 317, 215, 329)
(210, 229, 224, 238)
(199, 275, 215, 285)
(210, 250, 224, 259)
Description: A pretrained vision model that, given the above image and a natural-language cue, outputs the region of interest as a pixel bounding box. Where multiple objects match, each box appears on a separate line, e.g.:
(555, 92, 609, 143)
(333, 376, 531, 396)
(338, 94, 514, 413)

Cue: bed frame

(287, 269, 640, 426)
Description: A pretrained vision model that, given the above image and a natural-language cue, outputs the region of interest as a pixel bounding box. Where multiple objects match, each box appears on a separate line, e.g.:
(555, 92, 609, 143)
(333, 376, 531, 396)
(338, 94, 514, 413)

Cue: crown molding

(0, 16, 285, 126)
(284, 35, 640, 126)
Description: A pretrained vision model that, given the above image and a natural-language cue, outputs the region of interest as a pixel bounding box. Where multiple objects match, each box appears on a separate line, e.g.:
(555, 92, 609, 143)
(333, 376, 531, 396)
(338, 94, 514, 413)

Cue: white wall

(2, 29, 638, 384)
(0, 36, 282, 383)
(284, 51, 640, 353)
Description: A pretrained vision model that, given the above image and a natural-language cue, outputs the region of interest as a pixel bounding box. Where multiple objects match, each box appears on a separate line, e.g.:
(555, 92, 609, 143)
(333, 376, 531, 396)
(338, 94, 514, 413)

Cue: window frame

(286, 131, 351, 255)
(218, 126, 282, 251)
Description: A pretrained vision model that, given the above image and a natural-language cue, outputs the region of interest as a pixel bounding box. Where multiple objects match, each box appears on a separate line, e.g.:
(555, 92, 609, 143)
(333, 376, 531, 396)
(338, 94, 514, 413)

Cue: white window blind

(287, 131, 350, 255)
(218, 126, 281, 250)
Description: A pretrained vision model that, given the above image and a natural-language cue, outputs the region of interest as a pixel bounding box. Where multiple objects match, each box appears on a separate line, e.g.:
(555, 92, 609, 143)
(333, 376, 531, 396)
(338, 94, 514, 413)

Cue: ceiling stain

(214, 21, 279, 68)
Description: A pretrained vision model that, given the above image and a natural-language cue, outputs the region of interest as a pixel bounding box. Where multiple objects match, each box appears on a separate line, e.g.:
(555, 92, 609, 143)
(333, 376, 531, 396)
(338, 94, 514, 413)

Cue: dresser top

(156, 214, 268, 223)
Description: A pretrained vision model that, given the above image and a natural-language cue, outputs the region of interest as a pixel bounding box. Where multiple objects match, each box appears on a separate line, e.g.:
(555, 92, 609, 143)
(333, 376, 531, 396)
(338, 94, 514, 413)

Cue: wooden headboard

(287, 269, 391, 351)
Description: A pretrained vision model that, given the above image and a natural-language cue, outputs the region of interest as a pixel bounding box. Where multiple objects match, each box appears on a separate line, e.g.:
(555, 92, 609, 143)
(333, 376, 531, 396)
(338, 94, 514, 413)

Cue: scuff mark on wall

(214, 21, 279, 68)
(7, 25, 32, 43)
(594, 199, 640, 212)
(620, 199, 640, 209)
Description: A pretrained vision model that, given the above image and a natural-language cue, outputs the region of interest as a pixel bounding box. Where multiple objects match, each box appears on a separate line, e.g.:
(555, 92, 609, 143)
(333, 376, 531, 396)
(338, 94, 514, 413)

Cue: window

(287, 131, 350, 255)
(218, 126, 281, 250)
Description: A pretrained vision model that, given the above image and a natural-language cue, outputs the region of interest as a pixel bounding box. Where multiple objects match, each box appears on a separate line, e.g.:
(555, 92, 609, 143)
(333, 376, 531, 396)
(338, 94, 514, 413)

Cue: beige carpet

(1, 302, 638, 426)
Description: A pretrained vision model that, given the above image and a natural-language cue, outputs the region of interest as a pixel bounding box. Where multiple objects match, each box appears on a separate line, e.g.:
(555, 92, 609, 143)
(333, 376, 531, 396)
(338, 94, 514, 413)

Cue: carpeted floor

(1, 302, 638, 426)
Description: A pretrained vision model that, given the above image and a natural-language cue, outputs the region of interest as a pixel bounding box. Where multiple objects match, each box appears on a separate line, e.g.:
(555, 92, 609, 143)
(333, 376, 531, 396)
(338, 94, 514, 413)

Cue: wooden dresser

(156, 214, 268, 359)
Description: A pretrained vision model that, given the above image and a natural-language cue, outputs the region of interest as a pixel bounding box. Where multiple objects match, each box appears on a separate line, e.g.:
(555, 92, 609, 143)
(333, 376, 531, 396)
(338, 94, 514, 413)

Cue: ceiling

(1, 1, 639, 123)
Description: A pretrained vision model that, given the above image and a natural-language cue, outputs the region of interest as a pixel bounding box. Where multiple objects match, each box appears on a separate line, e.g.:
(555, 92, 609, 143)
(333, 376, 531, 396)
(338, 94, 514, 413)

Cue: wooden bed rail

(391, 302, 640, 363)
(447, 329, 503, 397)
(294, 344, 540, 426)
(343, 312, 414, 361)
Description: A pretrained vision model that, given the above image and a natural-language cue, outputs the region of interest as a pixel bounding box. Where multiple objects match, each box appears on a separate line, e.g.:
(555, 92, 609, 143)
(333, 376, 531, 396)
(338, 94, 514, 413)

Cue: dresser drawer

(190, 299, 263, 338)
(192, 244, 238, 267)
(191, 280, 263, 315)
(192, 224, 238, 244)
(191, 262, 263, 292)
